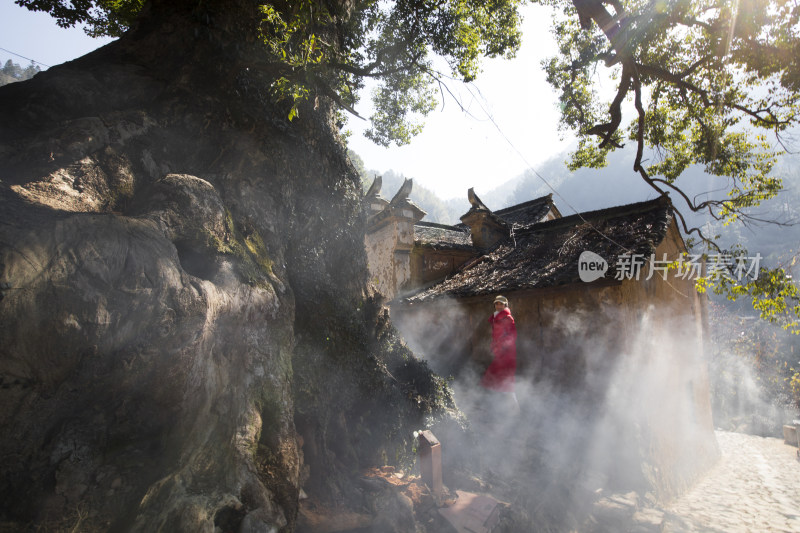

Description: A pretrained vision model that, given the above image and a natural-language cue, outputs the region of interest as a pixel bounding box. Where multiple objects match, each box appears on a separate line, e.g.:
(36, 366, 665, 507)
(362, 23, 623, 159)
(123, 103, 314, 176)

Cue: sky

(346, 3, 578, 200)
(0, 3, 114, 68)
(0, 2, 575, 201)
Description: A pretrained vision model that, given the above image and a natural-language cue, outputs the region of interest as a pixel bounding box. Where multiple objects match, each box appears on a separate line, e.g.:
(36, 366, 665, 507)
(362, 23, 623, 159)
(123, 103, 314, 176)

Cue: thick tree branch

(636, 64, 711, 106)
(586, 60, 631, 148)
(650, 177, 721, 218)
(638, 63, 789, 127)
(679, 56, 711, 78)
(635, 164, 722, 250)
(327, 40, 417, 78)
(573, 0, 627, 53)
(631, 61, 645, 172)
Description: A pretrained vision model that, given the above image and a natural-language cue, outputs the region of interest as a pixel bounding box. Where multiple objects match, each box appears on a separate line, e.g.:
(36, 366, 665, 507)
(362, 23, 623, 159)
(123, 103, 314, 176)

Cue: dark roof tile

(402, 196, 674, 303)
(414, 221, 473, 248)
(494, 193, 558, 227)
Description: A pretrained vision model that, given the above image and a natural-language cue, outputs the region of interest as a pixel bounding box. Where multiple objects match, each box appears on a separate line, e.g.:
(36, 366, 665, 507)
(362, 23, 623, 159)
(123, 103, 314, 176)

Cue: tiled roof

(414, 221, 473, 249)
(413, 194, 557, 249)
(402, 196, 674, 303)
(493, 194, 558, 227)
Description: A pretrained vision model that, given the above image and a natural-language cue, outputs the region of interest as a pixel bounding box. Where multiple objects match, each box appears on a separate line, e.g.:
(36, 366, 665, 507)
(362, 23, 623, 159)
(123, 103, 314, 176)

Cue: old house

(364, 178, 718, 501)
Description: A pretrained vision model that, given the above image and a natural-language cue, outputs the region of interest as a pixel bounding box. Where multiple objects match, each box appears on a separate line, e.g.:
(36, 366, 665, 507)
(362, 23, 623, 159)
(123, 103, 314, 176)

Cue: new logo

(578, 251, 608, 282)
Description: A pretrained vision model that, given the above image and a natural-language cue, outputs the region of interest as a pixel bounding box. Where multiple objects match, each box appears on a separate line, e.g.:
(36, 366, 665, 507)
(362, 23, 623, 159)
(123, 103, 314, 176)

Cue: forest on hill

(0, 59, 41, 87)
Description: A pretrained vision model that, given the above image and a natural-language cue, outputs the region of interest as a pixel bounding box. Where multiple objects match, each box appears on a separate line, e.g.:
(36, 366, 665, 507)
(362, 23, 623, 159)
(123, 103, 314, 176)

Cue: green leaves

(358, 0, 524, 145)
(539, 0, 798, 223)
(536, 0, 800, 330)
(253, 1, 524, 142)
(19, 1, 524, 145)
(710, 260, 800, 334)
(15, 0, 142, 37)
(87, 0, 143, 37)
(364, 70, 436, 147)
(253, 0, 525, 143)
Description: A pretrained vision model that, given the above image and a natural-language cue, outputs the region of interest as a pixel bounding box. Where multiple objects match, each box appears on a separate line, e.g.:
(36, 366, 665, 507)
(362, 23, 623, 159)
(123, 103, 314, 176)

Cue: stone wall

(410, 247, 476, 289)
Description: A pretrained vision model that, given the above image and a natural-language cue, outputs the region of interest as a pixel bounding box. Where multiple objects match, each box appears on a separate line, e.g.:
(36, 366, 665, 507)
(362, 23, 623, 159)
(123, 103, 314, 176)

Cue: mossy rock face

(0, 5, 458, 531)
(127, 174, 278, 290)
(129, 173, 231, 246)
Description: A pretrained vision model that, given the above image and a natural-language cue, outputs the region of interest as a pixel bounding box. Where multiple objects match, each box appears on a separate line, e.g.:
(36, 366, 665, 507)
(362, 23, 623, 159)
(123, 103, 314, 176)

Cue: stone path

(588, 431, 800, 533)
(661, 431, 800, 533)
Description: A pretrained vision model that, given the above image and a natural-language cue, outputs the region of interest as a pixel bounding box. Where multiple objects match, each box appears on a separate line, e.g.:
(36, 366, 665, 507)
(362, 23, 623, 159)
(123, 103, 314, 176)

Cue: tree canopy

(534, 0, 799, 330)
(19, 0, 796, 220)
(538, 0, 799, 232)
(16, 0, 523, 145)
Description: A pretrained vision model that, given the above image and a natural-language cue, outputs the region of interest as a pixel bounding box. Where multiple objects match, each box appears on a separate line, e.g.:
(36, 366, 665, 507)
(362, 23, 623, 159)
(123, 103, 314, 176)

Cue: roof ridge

(415, 221, 468, 231)
(494, 193, 553, 215)
(517, 195, 671, 235)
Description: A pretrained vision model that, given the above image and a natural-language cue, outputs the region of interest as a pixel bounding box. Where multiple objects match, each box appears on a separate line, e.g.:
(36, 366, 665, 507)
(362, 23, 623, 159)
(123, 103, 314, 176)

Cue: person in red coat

(480, 295, 518, 397)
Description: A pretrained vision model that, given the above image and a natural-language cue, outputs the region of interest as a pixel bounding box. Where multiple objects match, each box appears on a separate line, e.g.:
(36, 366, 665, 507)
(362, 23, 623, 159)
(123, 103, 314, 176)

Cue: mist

(707, 304, 800, 437)
(393, 297, 719, 528)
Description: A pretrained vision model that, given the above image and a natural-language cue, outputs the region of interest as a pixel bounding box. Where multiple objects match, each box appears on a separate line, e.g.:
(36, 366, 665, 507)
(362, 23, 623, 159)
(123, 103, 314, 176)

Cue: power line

(461, 80, 636, 254)
(0, 47, 51, 68)
(460, 79, 691, 298)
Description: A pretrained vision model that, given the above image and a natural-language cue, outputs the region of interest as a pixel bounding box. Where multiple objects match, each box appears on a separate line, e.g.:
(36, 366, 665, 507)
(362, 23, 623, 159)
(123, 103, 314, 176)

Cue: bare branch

(650, 178, 721, 218)
(671, 207, 722, 253)
(423, 68, 484, 121)
(637, 64, 711, 106)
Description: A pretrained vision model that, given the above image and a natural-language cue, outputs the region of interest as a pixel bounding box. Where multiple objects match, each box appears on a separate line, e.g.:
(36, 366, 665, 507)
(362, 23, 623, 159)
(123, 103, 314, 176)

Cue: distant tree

(708, 300, 800, 434)
(21, 62, 41, 80)
(347, 150, 368, 183)
(0, 59, 41, 86)
(409, 182, 460, 224)
(510, 163, 572, 205)
(2, 60, 22, 79)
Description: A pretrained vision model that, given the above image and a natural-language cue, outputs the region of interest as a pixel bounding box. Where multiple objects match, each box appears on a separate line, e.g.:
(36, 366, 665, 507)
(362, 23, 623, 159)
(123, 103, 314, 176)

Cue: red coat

(480, 308, 517, 392)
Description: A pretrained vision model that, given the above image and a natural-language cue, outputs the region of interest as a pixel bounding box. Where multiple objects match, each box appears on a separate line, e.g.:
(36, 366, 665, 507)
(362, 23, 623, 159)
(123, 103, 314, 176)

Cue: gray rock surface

(0, 9, 451, 530)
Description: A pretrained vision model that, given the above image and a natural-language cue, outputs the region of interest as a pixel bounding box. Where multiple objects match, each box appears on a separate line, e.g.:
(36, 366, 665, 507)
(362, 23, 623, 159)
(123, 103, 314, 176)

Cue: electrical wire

(459, 79, 691, 297)
(461, 80, 639, 254)
(0, 47, 51, 68)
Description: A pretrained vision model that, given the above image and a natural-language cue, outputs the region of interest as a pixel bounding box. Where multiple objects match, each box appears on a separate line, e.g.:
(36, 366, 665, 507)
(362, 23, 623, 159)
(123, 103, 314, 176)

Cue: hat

(493, 295, 508, 305)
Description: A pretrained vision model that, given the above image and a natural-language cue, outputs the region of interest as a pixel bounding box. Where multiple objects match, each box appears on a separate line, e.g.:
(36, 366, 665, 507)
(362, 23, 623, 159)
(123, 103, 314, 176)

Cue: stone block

(438, 490, 502, 533)
(418, 430, 443, 499)
(784, 425, 798, 447)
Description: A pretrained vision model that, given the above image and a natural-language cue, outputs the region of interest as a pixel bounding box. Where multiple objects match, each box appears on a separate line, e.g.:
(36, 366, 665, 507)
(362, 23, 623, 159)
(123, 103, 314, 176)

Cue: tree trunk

(0, 2, 449, 531)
